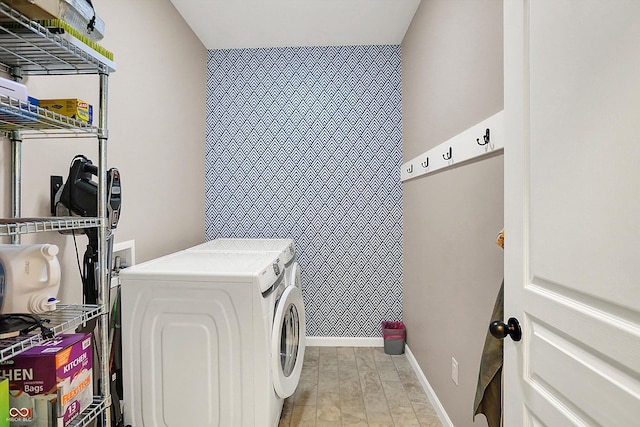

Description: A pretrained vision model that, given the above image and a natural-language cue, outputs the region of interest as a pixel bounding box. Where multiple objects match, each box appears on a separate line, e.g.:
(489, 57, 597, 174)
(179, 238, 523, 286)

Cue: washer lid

(120, 250, 283, 293)
(188, 239, 296, 266)
(271, 285, 306, 398)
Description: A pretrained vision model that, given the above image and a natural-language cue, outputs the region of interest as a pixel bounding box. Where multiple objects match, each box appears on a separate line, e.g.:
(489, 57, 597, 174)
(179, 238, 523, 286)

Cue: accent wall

(205, 45, 403, 337)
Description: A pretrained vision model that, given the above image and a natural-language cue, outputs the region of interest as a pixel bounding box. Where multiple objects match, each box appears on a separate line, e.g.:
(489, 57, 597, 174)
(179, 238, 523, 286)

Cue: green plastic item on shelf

(0, 378, 8, 427)
(37, 19, 114, 60)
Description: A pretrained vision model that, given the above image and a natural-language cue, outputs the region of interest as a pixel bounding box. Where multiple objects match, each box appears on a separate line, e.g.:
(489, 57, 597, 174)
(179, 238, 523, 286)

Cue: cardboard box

(39, 99, 92, 124)
(1, 0, 57, 21)
(0, 78, 28, 103)
(1, 0, 105, 40)
(0, 334, 93, 427)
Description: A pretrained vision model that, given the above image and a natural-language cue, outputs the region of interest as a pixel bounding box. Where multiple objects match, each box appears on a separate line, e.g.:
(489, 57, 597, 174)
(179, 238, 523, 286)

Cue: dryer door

(271, 285, 306, 398)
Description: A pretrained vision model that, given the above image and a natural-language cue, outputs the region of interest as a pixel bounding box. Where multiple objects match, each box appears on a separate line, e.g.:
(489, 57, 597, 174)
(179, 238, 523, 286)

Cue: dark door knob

(489, 317, 522, 341)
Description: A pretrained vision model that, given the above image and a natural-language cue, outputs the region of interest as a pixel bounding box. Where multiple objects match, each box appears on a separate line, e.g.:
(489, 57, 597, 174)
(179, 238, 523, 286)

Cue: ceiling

(169, 0, 421, 49)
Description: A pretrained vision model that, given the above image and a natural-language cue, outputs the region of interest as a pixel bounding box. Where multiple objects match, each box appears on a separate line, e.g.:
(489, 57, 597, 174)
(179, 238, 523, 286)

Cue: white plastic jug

(0, 244, 61, 314)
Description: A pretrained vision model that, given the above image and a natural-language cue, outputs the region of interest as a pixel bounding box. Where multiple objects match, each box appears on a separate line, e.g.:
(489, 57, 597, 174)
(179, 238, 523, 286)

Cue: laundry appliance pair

(120, 238, 306, 427)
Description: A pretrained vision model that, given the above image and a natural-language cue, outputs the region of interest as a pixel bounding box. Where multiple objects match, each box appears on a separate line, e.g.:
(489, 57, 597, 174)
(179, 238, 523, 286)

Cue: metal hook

(477, 128, 490, 146)
(443, 147, 452, 160)
(421, 158, 429, 168)
(407, 164, 413, 173)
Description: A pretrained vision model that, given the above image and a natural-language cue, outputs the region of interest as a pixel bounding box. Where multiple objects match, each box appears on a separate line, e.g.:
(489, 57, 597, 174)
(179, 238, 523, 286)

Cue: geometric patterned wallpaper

(205, 45, 403, 337)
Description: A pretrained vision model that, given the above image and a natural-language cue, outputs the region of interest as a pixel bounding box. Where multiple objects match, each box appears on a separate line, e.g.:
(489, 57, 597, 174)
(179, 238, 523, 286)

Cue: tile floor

(279, 346, 443, 427)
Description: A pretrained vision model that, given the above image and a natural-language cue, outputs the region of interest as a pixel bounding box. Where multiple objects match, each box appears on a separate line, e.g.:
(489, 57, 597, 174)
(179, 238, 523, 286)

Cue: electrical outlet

(451, 357, 459, 386)
(50, 175, 63, 215)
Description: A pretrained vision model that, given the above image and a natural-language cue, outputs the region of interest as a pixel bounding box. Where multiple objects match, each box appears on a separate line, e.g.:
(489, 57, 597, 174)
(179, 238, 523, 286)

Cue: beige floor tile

(341, 404, 368, 426)
(339, 379, 365, 407)
(372, 347, 392, 364)
(289, 420, 316, 427)
(318, 347, 338, 368)
(316, 391, 341, 422)
(359, 368, 383, 393)
(318, 375, 339, 393)
(391, 355, 413, 376)
(390, 353, 411, 365)
(336, 346, 356, 362)
(362, 392, 393, 423)
(412, 401, 442, 427)
(338, 361, 360, 382)
(376, 361, 400, 382)
(404, 379, 430, 403)
(282, 347, 444, 427)
(291, 405, 317, 424)
(394, 363, 418, 383)
(319, 346, 338, 356)
(301, 363, 319, 376)
(306, 346, 320, 356)
(303, 348, 320, 367)
(381, 380, 413, 408)
(319, 350, 338, 364)
(354, 348, 377, 371)
(300, 374, 319, 388)
(389, 405, 421, 426)
(319, 362, 339, 374)
(367, 421, 395, 427)
(293, 386, 318, 406)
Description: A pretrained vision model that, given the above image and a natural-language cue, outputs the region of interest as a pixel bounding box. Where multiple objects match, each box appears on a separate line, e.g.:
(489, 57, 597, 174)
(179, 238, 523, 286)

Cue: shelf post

(97, 71, 112, 427)
(10, 66, 23, 244)
(10, 130, 21, 242)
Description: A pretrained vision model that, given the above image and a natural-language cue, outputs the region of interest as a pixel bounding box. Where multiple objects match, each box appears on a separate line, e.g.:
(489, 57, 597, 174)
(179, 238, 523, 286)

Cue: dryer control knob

(273, 262, 281, 276)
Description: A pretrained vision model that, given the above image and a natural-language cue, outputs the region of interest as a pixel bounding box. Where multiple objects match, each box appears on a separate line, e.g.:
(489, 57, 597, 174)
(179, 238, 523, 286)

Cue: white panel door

(504, 1, 640, 425)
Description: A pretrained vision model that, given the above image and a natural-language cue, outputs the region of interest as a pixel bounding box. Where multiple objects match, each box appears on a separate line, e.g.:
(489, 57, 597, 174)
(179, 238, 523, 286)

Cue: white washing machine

(120, 250, 306, 427)
(186, 238, 301, 289)
(185, 239, 306, 405)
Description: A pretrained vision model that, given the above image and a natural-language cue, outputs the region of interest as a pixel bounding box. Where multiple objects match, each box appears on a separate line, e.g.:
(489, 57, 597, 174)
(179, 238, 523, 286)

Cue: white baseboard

(305, 336, 384, 347)
(405, 345, 454, 427)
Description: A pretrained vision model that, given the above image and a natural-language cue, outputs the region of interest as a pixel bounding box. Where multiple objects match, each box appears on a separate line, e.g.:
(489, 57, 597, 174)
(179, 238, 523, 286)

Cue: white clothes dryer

(120, 250, 305, 427)
(187, 238, 301, 289)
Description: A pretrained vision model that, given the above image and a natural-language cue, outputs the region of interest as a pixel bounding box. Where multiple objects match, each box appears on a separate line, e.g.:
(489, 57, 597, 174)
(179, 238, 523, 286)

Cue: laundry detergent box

(39, 99, 92, 124)
(0, 334, 93, 427)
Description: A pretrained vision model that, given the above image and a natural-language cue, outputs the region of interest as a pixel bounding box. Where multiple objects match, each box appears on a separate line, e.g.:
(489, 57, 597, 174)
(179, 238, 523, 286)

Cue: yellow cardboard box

(39, 98, 92, 124)
(0, 0, 58, 21)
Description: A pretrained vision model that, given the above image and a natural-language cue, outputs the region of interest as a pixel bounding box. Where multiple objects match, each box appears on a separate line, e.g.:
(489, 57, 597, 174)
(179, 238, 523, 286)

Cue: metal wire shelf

(0, 304, 103, 362)
(0, 216, 102, 236)
(1, 3, 115, 424)
(0, 2, 115, 75)
(0, 95, 100, 136)
(68, 397, 109, 427)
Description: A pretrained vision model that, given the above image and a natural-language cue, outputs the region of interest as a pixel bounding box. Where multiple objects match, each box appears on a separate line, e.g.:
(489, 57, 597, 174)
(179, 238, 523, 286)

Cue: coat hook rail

(401, 110, 504, 182)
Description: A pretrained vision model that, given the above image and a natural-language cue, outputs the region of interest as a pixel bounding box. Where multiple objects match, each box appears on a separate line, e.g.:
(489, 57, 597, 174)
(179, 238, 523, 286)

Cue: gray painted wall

(0, 0, 206, 303)
(401, 1, 504, 426)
